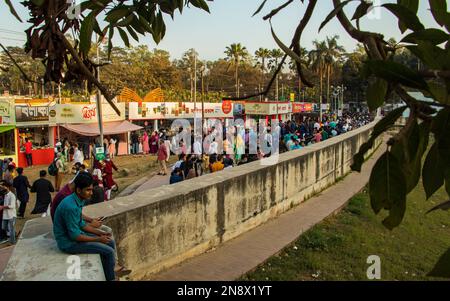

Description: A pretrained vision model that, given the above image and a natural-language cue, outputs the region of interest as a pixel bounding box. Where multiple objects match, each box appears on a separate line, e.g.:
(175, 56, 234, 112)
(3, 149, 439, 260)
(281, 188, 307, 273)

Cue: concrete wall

(84, 121, 380, 280)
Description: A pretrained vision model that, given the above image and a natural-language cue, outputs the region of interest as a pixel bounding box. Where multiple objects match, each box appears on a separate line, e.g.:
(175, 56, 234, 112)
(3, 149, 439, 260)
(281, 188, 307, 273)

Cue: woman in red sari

(102, 155, 118, 200)
(149, 131, 159, 155)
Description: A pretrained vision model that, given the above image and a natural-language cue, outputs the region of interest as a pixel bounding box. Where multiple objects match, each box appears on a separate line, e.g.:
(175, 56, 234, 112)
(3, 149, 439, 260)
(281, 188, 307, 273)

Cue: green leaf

(423, 143, 445, 199)
(79, 12, 96, 55)
(107, 24, 114, 61)
(105, 7, 130, 23)
(138, 14, 153, 33)
(369, 152, 407, 230)
(428, 248, 450, 278)
(117, 27, 130, 48)
(428, 82, 449, 105)
(427, 200, 450, 214)
(382, 3, 424, 33)
(116, 13, 135, 27)
(397, 0, 419, 32)
(5, 0, 23, 22)
(406, 42, 450, 70)
(352, 1, 372, 20)
(126, 25, 139, 42)
(366, 60, 428, 90)
(189, 0, 210, 13)
(429, 0, 450, 32)
(367, 79, 388, 111)
(351, 106, 407, 172)
(253, 0, 269, 17)
(319, 0, 353, 32)
(401, 29, 450, 45)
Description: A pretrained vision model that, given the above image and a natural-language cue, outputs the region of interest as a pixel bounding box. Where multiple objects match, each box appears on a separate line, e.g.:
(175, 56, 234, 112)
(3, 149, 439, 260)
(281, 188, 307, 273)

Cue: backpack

(48, 159, 58, 176)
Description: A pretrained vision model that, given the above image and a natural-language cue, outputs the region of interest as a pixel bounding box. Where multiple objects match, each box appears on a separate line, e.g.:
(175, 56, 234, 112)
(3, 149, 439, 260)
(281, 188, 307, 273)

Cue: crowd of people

(165, 112, 373, 185)
(0, 111, 372, 281)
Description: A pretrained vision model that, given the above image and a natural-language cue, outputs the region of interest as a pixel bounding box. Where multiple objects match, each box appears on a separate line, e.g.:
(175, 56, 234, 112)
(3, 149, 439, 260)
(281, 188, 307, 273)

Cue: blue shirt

(53, 193, 87, 251)
(290, 144, 302, 150)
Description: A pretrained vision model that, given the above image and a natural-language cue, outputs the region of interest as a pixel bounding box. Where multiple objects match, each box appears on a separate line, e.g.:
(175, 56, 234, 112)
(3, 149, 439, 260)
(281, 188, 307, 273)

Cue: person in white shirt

(209, 141, 218, 155)
(0, 181, 18, 244)
(72, 143, 84, 165)
(193, 139, 202, 155)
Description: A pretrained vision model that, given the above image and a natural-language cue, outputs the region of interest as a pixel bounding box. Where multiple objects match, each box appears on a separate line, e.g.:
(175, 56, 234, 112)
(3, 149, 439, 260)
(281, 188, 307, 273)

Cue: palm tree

(323, 35, 345, 112)
(309, 40, 327, 120)
(269, 49, 285, 100)
(225, 43, 249, 97)
(255, 47, 271, 99)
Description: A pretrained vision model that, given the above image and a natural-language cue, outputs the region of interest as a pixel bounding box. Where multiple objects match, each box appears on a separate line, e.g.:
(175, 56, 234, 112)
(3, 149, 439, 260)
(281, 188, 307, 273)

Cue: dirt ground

(1, 153, 177, 245)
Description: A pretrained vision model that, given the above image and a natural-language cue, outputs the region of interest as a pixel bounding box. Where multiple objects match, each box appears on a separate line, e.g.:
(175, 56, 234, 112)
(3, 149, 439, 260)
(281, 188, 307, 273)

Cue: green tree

(224, 43, 249, 97)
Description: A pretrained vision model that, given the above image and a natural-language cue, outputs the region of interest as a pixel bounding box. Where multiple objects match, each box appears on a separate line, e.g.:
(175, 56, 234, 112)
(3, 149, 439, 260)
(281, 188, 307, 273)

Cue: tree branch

(58, 32, 121, 116)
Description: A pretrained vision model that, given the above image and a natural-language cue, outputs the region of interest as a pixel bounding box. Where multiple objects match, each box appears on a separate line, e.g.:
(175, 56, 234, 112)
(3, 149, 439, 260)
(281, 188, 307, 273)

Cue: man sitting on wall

(53, 172, 129, 281)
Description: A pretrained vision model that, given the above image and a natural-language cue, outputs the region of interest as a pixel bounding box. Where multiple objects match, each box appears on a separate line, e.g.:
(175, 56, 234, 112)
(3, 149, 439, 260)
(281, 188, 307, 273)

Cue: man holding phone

(53, 172, 121, 281)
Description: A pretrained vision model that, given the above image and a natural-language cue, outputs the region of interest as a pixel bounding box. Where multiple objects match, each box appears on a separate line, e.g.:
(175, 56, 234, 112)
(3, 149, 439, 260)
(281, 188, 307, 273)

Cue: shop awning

(60, 120, 143, 136)
(0, 125, 15, 134)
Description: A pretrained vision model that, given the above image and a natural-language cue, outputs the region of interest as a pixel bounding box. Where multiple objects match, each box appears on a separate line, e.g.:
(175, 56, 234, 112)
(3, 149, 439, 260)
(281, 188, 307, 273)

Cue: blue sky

(0, 0, 442, 61)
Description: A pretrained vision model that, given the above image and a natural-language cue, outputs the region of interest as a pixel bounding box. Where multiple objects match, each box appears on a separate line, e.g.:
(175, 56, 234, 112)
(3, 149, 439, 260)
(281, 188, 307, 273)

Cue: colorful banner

(49, 103, 125, 124)
(292, 103, 314, 113)
(0, 98, 15, 125)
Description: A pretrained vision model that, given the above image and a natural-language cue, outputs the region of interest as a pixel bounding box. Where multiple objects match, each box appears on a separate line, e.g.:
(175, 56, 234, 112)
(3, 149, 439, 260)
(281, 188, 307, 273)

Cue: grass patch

(240, 182, 450, 281)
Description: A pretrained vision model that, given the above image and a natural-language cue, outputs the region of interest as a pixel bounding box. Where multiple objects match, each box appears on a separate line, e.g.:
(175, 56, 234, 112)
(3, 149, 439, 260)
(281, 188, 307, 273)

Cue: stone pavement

(149, 142, 386, 281)
(134, 174, 171, 194)
(0, 246, 14, 277)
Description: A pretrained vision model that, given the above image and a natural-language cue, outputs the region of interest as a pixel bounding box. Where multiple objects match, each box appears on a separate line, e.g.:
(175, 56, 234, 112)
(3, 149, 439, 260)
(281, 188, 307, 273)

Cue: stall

(0, 97, 18, 164)
(15, 103, 57, 167)
(49, 102, 137, 155)
(244, 101, 292, 125)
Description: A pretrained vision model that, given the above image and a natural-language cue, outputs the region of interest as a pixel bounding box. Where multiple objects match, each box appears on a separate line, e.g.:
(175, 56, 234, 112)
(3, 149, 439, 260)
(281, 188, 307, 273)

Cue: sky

(0, 0, 443, 62)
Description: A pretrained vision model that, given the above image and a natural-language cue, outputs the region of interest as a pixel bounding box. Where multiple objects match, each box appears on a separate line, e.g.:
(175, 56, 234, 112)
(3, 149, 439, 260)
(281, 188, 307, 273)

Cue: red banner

(293, 103, 313, 113)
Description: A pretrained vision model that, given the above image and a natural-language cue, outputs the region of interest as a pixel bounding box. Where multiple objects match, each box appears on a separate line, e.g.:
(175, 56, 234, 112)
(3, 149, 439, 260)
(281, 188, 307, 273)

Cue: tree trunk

(327, 65, 330, 112)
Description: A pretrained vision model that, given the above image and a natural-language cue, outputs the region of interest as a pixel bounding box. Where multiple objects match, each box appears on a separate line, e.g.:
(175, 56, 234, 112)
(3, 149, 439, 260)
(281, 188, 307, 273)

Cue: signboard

(129, 102, 234, 120)
(292, 103, 314, 113)
(0, 98, 14, 125)
(290, 93, 295, 102)
(245, 103, 272, 115)
(95, 147, 105, 161)
(0, 101, 10, 116)
(49, 103, 125, 124)
(245, 102, 292, 115)
(15, 106, 49, 122)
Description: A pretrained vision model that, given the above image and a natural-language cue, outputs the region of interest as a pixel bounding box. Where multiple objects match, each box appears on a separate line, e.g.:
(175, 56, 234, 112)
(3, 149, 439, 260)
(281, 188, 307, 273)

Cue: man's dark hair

(74, 162, 81, 168)
(80, 164, 86, 170)
(74, 172, 94, 190)
(40, 170, 47, 177)
(25, 138, 29, 142)
(17, 167, 24, 175)
(7, 165, 14, 172)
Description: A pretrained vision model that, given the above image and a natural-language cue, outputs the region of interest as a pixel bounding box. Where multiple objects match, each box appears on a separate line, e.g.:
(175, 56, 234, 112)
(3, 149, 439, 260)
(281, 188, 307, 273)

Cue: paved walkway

(0, 245, 14, 277)
(149, 141, 385, 280)
(134, 174, 171, 194)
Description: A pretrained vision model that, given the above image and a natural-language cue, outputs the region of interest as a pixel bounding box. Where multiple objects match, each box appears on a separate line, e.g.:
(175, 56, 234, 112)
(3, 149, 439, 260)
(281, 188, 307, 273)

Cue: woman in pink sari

(143, 131, 150, 154)
(149, 131, 159, 155)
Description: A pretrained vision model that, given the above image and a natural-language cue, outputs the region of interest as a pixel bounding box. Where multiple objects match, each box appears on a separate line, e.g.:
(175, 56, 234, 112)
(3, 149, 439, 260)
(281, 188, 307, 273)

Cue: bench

(0, 217, 106, 281)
